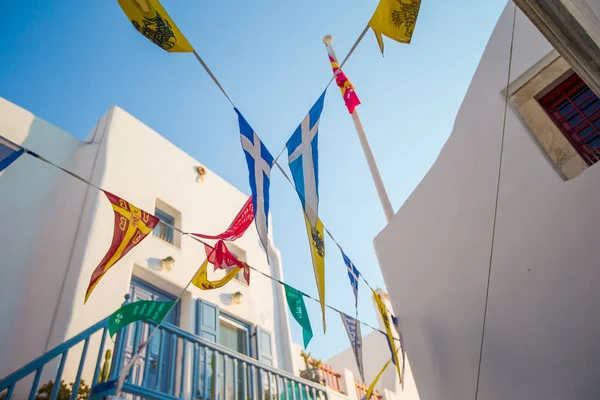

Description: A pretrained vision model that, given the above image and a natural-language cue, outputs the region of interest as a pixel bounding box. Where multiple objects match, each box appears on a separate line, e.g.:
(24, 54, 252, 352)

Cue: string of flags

(1, 0, 422, 395)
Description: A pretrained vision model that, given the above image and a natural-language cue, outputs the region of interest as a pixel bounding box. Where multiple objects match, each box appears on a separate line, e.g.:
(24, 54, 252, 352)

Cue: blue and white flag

(340, 312, 365, 383)
(235, 109, 274, 252)
(341, 250, 360, 309)
(286, 91, 326, 228)
(0, 136, 25, 172)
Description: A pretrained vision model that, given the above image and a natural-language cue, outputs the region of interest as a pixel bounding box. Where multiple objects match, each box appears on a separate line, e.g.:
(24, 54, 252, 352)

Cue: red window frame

(540, 73, 600, 165)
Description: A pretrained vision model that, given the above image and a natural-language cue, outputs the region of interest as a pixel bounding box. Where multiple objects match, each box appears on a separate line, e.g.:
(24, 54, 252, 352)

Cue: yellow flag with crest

(368, 0, 422, 54)
(304, 215, 326, 333)
(118, 0, 194, 52)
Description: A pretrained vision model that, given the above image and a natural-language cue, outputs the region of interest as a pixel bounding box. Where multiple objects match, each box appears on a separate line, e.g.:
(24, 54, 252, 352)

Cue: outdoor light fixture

(231, 291, 243, 305)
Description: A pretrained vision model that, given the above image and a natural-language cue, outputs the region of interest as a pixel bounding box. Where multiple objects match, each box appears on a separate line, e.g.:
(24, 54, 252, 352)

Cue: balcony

(0, 316, 328, 400)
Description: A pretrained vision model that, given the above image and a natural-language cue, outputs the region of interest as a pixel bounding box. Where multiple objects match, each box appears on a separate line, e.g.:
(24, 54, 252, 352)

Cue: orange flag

(85, 191, 159, 303)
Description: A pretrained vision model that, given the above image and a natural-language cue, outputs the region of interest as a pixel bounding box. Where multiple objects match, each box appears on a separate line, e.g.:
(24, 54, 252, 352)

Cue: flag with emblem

(191, 258, 243, 290)
(285, 284, 313, 348)
(286, 91, 326, 229)
(0, 136, 25, 172)
(304, 215, 326, 332)
(117, 0, 194, 53)
(368, 0, 422, 54)
(85, 191, 159, 303)
(235, 110, 274, 253)
(373, 289, 402, 386)
(108, 300, 174, 337)
(326, 48, 360, 113)
(204, 240, 250, 284)
(340, 312, 365, 382)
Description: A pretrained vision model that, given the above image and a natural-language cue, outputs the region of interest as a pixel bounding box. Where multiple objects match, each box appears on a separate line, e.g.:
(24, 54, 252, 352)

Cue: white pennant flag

(340, 312, 365, 382)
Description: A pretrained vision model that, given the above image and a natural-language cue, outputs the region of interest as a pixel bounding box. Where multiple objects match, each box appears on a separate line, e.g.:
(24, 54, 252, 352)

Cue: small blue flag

(0, 136, 24, 172)
(341, 250, 360, 309)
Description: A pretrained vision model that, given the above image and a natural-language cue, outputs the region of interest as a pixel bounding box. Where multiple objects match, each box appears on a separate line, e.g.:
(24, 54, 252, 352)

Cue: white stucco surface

(0, 99, 295, 387)
(375, 4, 600, 400)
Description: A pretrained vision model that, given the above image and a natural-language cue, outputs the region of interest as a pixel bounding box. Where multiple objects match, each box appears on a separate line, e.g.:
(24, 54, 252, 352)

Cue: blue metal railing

(0, 317, 110, 400)
(0, 316, 327, 400)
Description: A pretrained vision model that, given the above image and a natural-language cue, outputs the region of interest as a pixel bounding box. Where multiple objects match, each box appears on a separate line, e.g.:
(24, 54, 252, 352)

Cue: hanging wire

(474, 5, 517, 400)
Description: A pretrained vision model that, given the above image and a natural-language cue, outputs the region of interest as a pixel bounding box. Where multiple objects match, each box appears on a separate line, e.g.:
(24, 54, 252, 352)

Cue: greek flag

(342, 250, 360, 309)
(0, 136, 25, 172)
(235, 109, 274, 252)
(286, 91, 326, 227)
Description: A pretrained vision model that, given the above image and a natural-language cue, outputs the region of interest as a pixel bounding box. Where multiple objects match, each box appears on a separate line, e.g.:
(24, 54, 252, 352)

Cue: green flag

(108, 300, 174, 337)
(284, 285, 313, 348)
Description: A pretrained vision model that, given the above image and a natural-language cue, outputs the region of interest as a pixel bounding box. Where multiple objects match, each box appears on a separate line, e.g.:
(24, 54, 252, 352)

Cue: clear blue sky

(1, 1, 506, 361)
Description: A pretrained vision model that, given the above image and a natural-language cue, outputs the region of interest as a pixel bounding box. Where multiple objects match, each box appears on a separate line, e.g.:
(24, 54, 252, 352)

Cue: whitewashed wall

(0, 100, 294, 386)
(375, 3, 600, 400)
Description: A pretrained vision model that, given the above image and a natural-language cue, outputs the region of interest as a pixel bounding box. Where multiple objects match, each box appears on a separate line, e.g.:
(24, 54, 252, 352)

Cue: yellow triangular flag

(368, 0, 422, 54)
(373, 289, 403, 386)
(304, 214, 326, 333)
(118, 0, 194, 52)
(192, 259, 241, 290)
(365, 359, 392, 400)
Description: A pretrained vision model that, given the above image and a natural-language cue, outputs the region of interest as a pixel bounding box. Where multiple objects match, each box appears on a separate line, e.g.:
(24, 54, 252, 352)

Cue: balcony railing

(0, 316, 328, 400)
(319, 364, 342, 393)
(354, 379, 381, 400)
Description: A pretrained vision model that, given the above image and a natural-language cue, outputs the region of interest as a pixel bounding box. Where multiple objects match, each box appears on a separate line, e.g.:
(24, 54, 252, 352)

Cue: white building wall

(374, 3, 600, 400)
(0, 100, 295, 386)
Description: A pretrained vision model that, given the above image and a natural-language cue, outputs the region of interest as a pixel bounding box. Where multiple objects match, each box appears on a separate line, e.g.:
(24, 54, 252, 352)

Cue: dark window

(153, 207, 175, 244)
(540, 73, 600, 165)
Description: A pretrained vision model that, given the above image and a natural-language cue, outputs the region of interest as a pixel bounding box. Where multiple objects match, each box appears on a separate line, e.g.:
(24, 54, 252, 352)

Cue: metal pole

(323, 35, 395, 223)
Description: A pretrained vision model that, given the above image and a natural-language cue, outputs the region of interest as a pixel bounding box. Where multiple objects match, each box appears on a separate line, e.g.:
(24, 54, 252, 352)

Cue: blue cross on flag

(341, 250, 360, 309)
(235, 109, 274, 252)
(0, 136, 25, 172)
(286, 91, 327, 228)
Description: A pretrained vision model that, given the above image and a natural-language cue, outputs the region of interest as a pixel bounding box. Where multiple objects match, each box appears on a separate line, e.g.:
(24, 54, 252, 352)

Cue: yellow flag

(366, 359, 392, 400)
(368, 0, 422, 54)
(373, 289, 403, 386)
(304, 214, 326, 333)
(192, 259, 241, 290)
(118, 0, 194, 52)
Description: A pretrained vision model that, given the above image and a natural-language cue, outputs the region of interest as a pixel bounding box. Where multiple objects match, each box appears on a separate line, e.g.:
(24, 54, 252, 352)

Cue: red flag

(204, 240, 250, 284)
(327, 52, 361, 113)
(192, 196, 254, 241)
(85, 191, 159, 303)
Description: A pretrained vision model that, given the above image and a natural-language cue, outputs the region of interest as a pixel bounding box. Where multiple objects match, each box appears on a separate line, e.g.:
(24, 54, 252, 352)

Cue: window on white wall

(153, 199, 182, 247)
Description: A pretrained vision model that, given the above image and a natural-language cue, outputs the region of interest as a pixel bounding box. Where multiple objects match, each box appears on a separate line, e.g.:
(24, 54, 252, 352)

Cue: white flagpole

(323, 35, 395, 223)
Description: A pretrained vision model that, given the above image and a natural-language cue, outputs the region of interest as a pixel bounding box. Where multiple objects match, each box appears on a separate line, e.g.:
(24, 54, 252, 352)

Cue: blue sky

(1, 1, 506, 361)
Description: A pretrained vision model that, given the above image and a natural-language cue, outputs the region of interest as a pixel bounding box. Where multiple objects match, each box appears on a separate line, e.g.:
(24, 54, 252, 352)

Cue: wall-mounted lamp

(231, 291, 243, 305)
(162, 256, 175, 271)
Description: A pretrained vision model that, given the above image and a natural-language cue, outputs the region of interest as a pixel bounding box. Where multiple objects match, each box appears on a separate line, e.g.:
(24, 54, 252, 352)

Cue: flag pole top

(322, 35, 334, 46)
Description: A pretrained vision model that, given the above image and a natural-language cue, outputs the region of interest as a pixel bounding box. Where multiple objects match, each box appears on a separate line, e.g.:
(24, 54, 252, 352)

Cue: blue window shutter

(195, 299, 219, 342)
(256, 327, 273, 366)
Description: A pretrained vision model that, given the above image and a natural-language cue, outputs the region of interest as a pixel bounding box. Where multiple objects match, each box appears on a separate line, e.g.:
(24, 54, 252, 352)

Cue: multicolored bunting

(364, 359, 392, 400)
(284, 284, 313, 348)
(85, 191, 159, 303)
(192, 258, 242, 290)
(204, 240, 250, 284)
(340, 312, 365, 382)
(368, 0, 422, 54)
(304, 215, 326, 332)
(372, 289, 402, 386)
(0, 136, 25, 172)
(286, 91, 326, 229)
(108, 300, 174, 337)
(192, 196, 254, 241)
(326, 49, 360, 114)
(117, 0, 194, 53)
(235, 110, 274, 253)
(341, 250, 360, 309)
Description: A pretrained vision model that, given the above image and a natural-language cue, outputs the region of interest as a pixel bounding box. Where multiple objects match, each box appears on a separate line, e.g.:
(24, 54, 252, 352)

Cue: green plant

(34, 380, 90, 400)
(310, 358, 323, 369)
(99, 349, 112, 383)
(300, 350, 311, 370)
